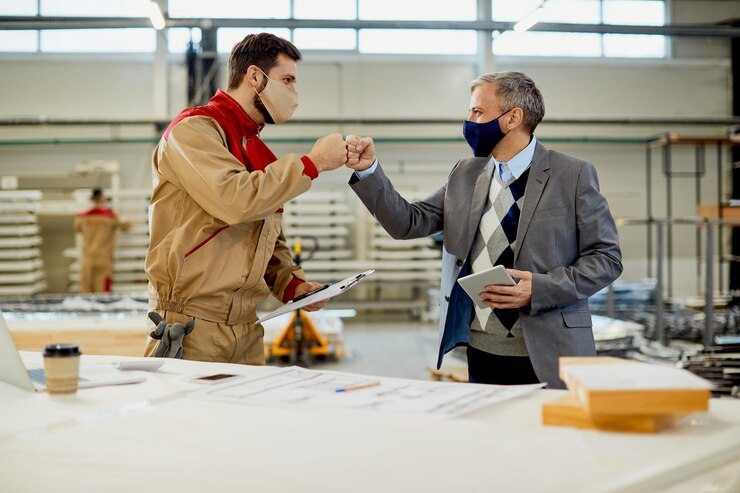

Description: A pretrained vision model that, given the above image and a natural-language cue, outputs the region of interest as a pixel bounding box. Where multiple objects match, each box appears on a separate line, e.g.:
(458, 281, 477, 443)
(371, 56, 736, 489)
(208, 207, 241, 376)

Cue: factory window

(0, 30, 38, 52)
(217, 28, 292, 53)
(492, 0, 667, 58)
(294, 0, 356, 20)
(168, 28, 202, 54)
(0, 0, 669, 58)
(603, 33, 666, 57)
(40, 28, 156, 53)
(359, 0, 477, 21)
(603, 0, 665, 26)
(40, 0, 150, 17)
(493, 0, 601, 24)
(293, 29, 356, 50)
(169, 0, 290, 19)
(359, 29, 477, 55)
(494, 31, 602, 57)
(0, 0, 37, 16)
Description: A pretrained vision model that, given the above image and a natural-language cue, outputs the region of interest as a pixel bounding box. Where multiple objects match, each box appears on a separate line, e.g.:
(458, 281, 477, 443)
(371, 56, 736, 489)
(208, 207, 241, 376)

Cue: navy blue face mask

(463, 109, 511, 157)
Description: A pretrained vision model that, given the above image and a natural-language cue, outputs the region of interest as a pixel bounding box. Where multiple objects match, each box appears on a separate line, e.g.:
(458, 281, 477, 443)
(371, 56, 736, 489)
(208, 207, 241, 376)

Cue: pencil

(335, 381, 381, 393)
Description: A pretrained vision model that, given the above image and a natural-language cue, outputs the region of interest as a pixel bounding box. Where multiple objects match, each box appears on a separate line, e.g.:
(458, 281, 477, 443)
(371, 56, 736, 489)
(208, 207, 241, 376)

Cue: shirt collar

(491, 135, 537, 180)
(209, 89, 264, 137)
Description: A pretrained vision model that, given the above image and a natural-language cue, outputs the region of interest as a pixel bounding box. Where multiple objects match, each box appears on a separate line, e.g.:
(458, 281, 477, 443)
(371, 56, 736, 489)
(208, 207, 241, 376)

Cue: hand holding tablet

(457, 265, 517, 308)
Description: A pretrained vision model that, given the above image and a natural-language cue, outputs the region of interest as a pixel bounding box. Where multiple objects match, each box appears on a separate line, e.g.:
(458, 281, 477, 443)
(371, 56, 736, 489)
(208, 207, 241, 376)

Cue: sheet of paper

(256, 270, 375, 324)
(195, 367, 544, 418)
(562, 363, 713, 391)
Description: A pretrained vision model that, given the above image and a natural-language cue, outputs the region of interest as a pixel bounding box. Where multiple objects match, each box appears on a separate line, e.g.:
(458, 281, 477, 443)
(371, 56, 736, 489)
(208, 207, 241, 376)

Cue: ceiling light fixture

(147, 1, 166, 30)
(513, 1, 547, 33)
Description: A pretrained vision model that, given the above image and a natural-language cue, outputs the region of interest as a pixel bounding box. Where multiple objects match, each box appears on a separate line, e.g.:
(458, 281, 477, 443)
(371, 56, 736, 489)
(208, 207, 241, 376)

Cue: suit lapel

(515, 143, 550, 261)
(466, 159, 495, 253)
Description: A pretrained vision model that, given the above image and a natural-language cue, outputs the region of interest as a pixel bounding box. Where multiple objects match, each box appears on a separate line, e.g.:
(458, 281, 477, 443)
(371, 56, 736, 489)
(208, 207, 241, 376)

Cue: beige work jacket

(75, 208, 129, 264)
(146, 116, 313, 325)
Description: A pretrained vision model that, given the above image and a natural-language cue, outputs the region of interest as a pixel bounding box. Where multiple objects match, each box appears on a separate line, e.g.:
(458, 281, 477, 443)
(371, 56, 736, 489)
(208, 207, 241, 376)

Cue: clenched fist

(345, 135, 376, 171)
(308, 133, 348, 173)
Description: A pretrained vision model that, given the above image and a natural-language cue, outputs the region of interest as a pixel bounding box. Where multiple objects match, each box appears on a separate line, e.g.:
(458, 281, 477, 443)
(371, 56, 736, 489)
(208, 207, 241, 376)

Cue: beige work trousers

(79, 260, 112, 293)
(144, 310, 265, 365)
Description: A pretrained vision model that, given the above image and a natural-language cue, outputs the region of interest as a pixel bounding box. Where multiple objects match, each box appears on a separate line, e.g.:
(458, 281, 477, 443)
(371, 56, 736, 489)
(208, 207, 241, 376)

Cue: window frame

(491, 0, 668, 59)
(0, 0, 671, 59)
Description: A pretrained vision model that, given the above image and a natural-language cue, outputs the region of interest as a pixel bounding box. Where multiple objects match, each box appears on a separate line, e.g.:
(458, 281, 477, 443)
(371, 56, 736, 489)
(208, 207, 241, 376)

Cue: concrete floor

(274, 319, 446, 381)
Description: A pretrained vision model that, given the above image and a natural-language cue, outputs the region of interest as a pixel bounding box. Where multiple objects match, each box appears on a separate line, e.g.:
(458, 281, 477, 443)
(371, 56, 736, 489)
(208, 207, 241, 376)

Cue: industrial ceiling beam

(0, 117, 738, 126)
(0, 16, 739, 38)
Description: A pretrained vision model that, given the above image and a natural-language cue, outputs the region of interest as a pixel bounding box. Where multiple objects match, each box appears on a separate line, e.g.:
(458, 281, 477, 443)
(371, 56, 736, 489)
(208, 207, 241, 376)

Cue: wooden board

(559, 356, 710, 416)
(573, 386, 710, 416)
(428, 366, 468, 383)
(558, 356, 629, 381)
(12, 329, 146, 357)
(697, 204, 740, 221)
(542, 393, 679, 433)
(649, 133, 735, 147)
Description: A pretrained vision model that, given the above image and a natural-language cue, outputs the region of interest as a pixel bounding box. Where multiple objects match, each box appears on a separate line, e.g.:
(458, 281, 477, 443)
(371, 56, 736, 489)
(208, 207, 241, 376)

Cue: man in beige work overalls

(75, 188, 131, 293)
(144, 33, 347, 364)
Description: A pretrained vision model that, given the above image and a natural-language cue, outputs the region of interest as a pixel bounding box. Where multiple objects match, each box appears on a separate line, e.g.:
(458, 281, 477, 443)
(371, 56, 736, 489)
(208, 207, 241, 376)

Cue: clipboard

(256, 270, 375, 324)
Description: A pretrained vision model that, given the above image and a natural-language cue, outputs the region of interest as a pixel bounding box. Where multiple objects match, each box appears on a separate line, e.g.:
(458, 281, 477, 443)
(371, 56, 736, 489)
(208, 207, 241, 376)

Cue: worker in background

(75, 188, 131, 293)
(145, 33, 347, 363)
(346, 72, 622, 389)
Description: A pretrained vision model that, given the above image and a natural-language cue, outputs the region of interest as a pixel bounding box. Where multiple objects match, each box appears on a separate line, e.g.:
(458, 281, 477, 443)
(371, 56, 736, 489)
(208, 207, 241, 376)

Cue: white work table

(1, 353, 739, 493)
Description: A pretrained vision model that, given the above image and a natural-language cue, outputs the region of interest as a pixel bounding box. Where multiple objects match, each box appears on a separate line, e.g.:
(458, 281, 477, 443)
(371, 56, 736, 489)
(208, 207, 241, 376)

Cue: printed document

(196, 367, 543, 418)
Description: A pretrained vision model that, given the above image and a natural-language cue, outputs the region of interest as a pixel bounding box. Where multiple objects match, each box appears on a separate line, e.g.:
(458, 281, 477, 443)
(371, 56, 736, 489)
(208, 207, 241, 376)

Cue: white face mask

(255, 68, 298, 124)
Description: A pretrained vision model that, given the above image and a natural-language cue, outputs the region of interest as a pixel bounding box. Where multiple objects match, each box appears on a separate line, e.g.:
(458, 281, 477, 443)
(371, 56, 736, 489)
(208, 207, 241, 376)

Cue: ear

(506, 108, 525, 131)
(244, 65, 264, 90)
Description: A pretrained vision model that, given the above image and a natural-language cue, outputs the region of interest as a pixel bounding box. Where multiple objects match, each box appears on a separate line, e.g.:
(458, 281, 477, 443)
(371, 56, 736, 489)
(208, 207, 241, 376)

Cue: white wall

(0, 2, 735, 297)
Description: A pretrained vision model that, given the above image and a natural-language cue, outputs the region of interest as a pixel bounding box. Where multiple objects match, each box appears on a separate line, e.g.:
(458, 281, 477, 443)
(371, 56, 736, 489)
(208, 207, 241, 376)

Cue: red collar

(208, 89, 264, 138)
(78, 207, 115, 218)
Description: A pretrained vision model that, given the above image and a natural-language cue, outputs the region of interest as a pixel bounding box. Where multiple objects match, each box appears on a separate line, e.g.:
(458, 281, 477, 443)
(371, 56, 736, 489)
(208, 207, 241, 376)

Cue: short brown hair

(227, 33, 302, 90)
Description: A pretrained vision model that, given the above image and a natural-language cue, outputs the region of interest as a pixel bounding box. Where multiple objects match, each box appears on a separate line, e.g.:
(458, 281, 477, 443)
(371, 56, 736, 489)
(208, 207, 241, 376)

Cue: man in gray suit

(346, 72, 622, 389)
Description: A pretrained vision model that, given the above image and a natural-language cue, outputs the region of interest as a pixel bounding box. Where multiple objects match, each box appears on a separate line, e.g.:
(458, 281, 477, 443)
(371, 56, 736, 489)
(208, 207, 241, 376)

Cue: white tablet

(457, 265, 516, 308)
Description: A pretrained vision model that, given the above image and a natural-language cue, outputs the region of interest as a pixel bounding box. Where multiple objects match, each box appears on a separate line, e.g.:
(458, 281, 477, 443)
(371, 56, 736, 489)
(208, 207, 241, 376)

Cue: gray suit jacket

(350, 141, 622, 389)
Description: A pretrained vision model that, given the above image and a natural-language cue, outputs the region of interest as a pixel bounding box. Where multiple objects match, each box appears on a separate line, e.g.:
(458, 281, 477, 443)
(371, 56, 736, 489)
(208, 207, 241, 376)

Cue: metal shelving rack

(0, 190, 46, 296)
(645, 133, 736, 298)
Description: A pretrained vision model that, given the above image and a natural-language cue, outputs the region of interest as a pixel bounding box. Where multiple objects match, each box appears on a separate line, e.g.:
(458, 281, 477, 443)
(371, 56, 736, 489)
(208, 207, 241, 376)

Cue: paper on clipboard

(256, 270, 375, 324)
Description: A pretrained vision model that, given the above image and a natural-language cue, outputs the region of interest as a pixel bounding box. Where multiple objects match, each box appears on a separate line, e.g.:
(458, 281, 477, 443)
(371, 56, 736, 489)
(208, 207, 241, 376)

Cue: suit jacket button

(444, 296, 450, 302)
(456, 259, 463, 266)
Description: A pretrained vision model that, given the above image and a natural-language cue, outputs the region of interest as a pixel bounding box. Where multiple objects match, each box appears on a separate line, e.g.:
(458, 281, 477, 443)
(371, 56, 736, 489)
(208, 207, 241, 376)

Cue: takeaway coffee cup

(43, 343, 81, 394)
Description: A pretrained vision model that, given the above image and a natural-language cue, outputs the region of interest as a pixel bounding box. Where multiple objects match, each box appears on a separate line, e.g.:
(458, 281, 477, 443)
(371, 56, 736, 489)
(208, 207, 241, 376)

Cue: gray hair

(470, 72, 545, 132)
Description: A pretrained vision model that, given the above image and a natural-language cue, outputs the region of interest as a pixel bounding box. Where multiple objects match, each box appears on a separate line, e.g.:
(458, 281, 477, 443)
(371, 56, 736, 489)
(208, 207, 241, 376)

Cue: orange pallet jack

(269, 310, 333, 365)
(266, 237, 343, 366)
